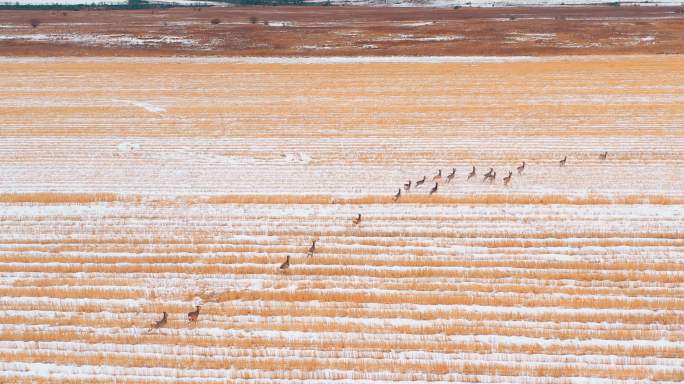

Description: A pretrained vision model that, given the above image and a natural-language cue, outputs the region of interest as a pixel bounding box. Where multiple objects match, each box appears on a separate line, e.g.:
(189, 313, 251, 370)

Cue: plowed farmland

(1, 6, 684, 57)
(1, 55, 684, 382)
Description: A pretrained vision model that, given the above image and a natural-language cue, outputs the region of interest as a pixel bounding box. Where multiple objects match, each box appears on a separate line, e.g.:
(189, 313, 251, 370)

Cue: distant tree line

(0, 0, 174, 10)
(0, 0, 326, 9)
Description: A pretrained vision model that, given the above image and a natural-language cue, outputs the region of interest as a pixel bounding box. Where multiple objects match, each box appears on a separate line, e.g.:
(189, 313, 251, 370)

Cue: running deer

(307, 240, 316, 257)
(404, 180, 411, 191)
(517, 161, 525, 175)
(429, 183, 438, 195)
(187, 306, 201, 323)
(415, 176, 426, 187)
(432, 169, 442, 181)
(467, 166, 476, 181)
(599, 151, 607, 160)
(393, 188, 401, 202)
(279, 255, 290, 271)
(149, 312, 167, 331)
(503, 171, 512, 186)
(559, 156, 567, 167)
(446, 168, 456, 183)
(483, 168, 493, 183)
(352, 214, 362, 225)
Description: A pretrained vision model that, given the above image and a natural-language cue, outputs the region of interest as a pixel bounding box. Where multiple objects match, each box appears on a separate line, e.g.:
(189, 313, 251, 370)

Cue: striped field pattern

(1, 55, 684, 383)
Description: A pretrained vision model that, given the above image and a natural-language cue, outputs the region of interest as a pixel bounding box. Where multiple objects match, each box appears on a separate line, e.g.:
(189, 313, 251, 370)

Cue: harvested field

(1, 54, 684, 382)
(0, 6, 684, 56)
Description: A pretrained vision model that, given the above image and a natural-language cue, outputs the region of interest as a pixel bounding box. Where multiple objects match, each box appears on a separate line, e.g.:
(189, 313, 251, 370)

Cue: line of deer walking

(393, 152, 606, 201)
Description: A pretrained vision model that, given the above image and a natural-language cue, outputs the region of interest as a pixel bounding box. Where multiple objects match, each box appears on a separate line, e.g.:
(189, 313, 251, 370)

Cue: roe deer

(188, 306, 201, 323)
(517, 161, 525, 175)
(279, 255, 290, 271)
(352, 214, 362, 225)
(446, 168, 456, 183)
(393, 188, 401, 202)
(467, 166, 476, 181)
(307, 240, 317, 257)
(149, 312, 167, 331)
(432, 169, 442, 181)
(503, 171, 512, 186)
(483, 168, 493, 183)
(404, 180, 411, 191)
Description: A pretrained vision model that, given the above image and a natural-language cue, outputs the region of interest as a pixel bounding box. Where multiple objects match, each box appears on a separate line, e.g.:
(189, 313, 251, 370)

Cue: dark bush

(29, 18, 40, 28)
(211, 18, 221, 25)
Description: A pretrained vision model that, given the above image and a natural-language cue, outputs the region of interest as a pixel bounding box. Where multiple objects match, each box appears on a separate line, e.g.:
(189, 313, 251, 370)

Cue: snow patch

(267, 21, 294, 27)
(0, 33, 198, 48)
(506, 32, 556, 43)
(377, 34, 464, 42)
(280, 152, 312, 164)
(116, 99, 166, 114)
(300, 45, 334, 50)
(401, 21, 436, 27)
(116, 142, 141, 152)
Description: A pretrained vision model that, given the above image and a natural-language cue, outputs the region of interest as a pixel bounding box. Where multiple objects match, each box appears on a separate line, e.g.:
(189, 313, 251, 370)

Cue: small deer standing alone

(307, 240, 317, 257)
(149, 312, 167, 332)
(280, 255, 290, 271)
(352, 214, 362, 225)
(188, 306, 201, 323)
(559, 156, 567, 167)
(599, 151, 607, 160)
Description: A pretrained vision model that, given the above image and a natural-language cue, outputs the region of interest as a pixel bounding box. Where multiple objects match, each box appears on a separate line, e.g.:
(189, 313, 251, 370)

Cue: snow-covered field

(0, 34, 199, 48)
(0, 55, 683, 382)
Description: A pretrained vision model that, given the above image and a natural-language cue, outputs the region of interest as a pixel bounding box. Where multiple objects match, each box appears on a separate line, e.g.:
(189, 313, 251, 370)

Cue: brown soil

(0, 5, 683, 56)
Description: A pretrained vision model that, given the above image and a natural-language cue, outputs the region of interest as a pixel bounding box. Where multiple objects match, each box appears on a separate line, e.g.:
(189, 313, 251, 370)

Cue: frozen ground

(2, 6, 683, 57)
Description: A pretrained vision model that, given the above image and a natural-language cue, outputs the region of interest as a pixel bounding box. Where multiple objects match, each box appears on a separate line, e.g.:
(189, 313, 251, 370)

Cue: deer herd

(147, 152, 607, 330)
(394, 153, 592, 201)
